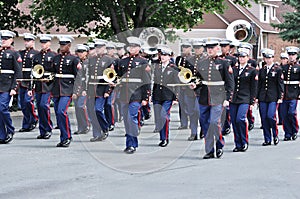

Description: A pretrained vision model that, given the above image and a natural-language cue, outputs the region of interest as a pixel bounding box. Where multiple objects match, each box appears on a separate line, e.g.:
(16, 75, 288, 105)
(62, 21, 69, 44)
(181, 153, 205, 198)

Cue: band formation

(0, 29, 299, 159)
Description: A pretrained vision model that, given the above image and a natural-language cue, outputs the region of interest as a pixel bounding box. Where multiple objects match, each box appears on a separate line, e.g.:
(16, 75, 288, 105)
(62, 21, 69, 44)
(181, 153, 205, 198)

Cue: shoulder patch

(17, 57, 22, 62)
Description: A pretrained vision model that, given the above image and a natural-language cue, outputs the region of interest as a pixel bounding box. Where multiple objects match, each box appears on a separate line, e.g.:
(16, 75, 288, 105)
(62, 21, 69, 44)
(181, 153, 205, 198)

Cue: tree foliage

(271, 0, 300, 43)
(0, 0, 39, 35)
(28, 0, 256, 39)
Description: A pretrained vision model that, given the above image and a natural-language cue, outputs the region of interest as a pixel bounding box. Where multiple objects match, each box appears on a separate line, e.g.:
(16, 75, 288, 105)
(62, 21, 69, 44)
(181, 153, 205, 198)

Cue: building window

(264, 6, 267, 21)
(272, 7, 276, 19)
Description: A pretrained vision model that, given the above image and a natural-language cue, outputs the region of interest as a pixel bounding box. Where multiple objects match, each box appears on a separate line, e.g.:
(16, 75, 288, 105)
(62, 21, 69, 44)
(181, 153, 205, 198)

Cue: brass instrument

(89, 68, 118, 85)
(32, 64, 44, 78)
(167, 66, 201, 87)
(226, 20, 253, 42)
(139, 27, 166, 48)
(17, 64, 54, 82)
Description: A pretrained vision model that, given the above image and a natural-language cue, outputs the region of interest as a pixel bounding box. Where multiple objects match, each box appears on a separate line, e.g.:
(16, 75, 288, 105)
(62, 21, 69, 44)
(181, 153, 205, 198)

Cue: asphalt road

(1, 104, 299, 199)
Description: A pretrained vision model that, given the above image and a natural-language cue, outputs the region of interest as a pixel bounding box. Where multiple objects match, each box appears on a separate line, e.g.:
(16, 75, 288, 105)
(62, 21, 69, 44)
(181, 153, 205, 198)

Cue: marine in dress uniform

(114, 42, 126, 122)
(18, 33, 39, 132)
(281, 46, 300, 141)
(192, 38, 234, 159)
(105, 42, 118, 131)
(175, 41, 194, 130)
(52, 36, 81, 147)
(0, 30, 22, 144)
(30, 34, 56, 139)
(184, 39, 207, 140)
(117, 36, 151, 154)
(277, 53, 289, 125)
(87, 39, 115, 142)
(152, 47, 179, 147)
(257, 49, 283, 146)
(230, 48, 258, 152)
(219, 39, 238, 136)
(73, 44, 90, 135)
(238, 43, 258, 131)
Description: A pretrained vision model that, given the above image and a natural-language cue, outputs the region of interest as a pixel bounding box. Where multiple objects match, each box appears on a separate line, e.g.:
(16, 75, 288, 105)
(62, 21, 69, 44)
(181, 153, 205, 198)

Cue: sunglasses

(106, 47, 115, 50)
(116, 47, 123, 50)
(94, 44, 105, 48)
(181, 45, 191, 48)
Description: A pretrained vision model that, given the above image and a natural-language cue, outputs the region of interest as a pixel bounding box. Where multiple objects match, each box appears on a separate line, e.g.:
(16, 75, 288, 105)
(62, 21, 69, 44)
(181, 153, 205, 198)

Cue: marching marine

(0, 30, 22, 144)
(18, 33, 39, 132)
(29, 34, 56, 139)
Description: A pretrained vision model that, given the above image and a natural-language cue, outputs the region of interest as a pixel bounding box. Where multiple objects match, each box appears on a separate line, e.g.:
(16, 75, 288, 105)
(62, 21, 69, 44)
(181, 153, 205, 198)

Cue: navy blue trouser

(259, 101, 278, 143)
(230, 103, 249, 149)
(35, 92, 53, 136)
(282, 99, 298, 139)
(121, 101, 141, 148)
(74, 96, 89, 132)
(153, 100, 172, 141)
(19, 87, 38, 129)
(0, 92, 14, 140)
(52, 96, 72, 142)
(199, 104, 224, 153)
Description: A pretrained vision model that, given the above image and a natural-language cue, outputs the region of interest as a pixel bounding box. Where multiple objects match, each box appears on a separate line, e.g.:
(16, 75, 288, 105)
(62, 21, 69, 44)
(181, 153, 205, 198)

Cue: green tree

(271, 0, 300, 43)
(28, 0, 257, 40)
(0, 0, 40, 34)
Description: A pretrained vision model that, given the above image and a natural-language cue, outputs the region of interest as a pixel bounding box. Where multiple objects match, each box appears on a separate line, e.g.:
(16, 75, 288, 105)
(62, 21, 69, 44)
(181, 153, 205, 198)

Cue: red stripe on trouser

(64, 98, 72, 138)
(165, 104, 172, 140)
(83, 97, 90, 126)
(30, 92, 38, 121)
(245, 108, 249, 142)
(47, 95, 52, 128)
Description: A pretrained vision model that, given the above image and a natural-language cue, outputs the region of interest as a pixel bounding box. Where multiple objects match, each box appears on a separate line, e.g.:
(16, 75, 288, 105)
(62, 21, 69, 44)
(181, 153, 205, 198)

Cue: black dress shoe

(240, 144, 248, 152)
(124, 146, 136, 154)
(274, 137, 279, 145)
(43, 132, 52, 139)
(222, 128, 231, 136)
(54, 126, 59, 129)
(158, 140, 169, 147)
(262, 142, 271, 146)
(109, 125, 115, 131)
(177, 126, 188, 130)
(4, 134, 13, 144)
(153, 129, 159, 133)
(79, 128, 90, 134)
(101, 132, 109, 140)
(233, 147, 241, 152)
(283, 137, 291, 141)
(216, 149, 223, 158)
(203, 152, 215, 159)
(0, 139, 6, 144)
(73, 130, 80, 135)
(56, 139, 71, 147)
(19, 128, 30, 132)
(248, 124, 254, 131)
(199, 130, 205, 139)
(292, 133, 297, 140)
(90, 136, 103, 142)
(187, 134, 197, 141)
(28, 120, 38, 131)
(37, 132, 52, 139)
